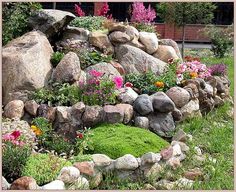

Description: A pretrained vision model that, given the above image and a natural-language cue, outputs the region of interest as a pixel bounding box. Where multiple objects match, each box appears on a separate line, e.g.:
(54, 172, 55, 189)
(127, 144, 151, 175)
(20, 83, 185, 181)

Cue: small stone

(141, 152, 162, 165)
(134, 116, 149, 129)
(10, 176, 39, 190)
(172, 129, 187, 142)
(184, 168, 203, 180)
(144, 163, 163, 178)
(24, 100, 39, 116)
(57, 166, 80, 184)
(37, 104, 56, 122)
(194, 146, 202, 156)
(42, 180, 65, 190)
(208, 156, 217, 164)
(175, 178, 194, 189)
(143, 183, 156, 190)
(167, 157, 181, 169)
(172, 143, 182, 156)
(71, 102, 86, 120)
(171, 141, 189, 153)
(194, 155, 206, 162)
(115, 154, 139, 170)
(125, 25, 139, 40)
(73, 161, 95, 176)
(139, 32, 158, 54)
(213, 95, 224, 107)
(180, 99, 201, 120)
(160, 146, 173, 160)
(2, 176, 10, 190)
(151, 92, 175, 113)
(118, 87, 138, 105)
(56, 106, 71, 122)
(204, 83, 214, 97)
(4, 100, 24, 119)
(186, 134, 193, 141)
(92, 154, 112, 167)
(171, 108, 183, 121)
(154, 179, 175, 190)
(89, 172, 103, 188)
(103, 105, 124, 124)
(115, 103, 134, 124)
(109, 31, 131, 44)
(68, 176, 89, 190)
(133, 94, 153, 115)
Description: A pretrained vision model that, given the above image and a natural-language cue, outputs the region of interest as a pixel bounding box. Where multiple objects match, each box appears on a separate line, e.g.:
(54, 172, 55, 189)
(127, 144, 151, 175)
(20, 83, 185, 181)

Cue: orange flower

(155, 81, 164, 88)
(189, 72, 198, 79)
(31, 125, 42, 136)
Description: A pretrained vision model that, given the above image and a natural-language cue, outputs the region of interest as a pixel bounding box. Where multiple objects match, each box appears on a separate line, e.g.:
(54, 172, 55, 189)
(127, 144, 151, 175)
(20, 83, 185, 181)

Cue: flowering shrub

(96, 2, 112, 19)
(74, 4, 85, 16)
(209, 64, 227, 76)
(75, 128, 94, 155)
(2, 130, 31, 181)
(177, 60, 212, 82)
(32, 70, 123, 106)
(131, 2, 156, 23)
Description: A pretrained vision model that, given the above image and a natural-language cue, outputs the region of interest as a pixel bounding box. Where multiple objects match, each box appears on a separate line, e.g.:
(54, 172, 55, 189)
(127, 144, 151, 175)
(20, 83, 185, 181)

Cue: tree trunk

(181, 24, 186, 58)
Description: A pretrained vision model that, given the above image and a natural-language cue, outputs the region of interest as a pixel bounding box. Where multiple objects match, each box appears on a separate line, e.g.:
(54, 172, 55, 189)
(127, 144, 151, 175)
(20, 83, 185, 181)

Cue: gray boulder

(148, 112, 175, 137)
(133, 94, 153, 115)
(166, 87, 190, 108)
(115, 44, 167, 75)
(28, 9, 75, 38)
(134, 116, 149, 129)
(151, 92, 175, 113)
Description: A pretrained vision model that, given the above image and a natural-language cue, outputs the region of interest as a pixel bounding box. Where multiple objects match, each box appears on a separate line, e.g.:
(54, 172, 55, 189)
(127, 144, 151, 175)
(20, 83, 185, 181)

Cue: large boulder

(139, 32, 159, 54)
(28, 9, 75, 38)
(117, 87, 139, 105)
(180, 99, 201, 120)
(2, 31, 53, 105)
(148, 112, 175, 137)
(153, 45, 179, 63)
(85, 62, 121, 80)
(51, 52, 81, 83)
(3, 100, 25, 119)
(109, 31, 131, 44)
(103, 105, 124, 124)
(115, 44, 167, 75)
(89, 32, 114, 55)
(82, 106, 104, 127)
(166, 87, 191, 108)
(159, 39, 183, 62)
(125, 26, 139, 40)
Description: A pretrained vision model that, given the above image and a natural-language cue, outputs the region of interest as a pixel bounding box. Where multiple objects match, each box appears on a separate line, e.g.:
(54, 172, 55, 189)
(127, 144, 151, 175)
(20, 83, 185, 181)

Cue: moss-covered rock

(21, 153, 72, 185)
(88, 123, 169, 159)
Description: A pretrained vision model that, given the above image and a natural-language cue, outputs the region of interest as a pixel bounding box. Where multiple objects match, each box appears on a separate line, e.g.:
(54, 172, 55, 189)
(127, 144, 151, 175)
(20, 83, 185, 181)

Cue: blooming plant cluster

(74, 4, 85, 16)
(2, 130, 25, 147)
(96, 2, 112, 19)
(208, 63, 227, 76)
(184, 55, 200, 62)
(177, 60, 212, 82)
(131, 2, 156, 23)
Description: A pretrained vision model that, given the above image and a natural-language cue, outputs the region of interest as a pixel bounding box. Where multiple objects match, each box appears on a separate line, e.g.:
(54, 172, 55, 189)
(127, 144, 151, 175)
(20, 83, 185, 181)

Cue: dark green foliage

(2, 143, 31, 182)
(88, 123, 169, 159)
(70, 16, 106, 31)
(21, 153, 72, 185)
(50, 52, 65, 67)
(2, 2, 42, 45)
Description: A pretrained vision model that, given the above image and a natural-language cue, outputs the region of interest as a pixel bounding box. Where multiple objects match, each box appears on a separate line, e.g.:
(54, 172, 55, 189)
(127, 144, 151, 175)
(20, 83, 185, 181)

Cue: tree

(156, 2, 216, 58)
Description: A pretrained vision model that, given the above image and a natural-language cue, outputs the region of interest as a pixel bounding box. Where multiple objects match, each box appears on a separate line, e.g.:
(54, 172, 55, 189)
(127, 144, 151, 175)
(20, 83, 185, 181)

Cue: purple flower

(209, 64, 227, 76)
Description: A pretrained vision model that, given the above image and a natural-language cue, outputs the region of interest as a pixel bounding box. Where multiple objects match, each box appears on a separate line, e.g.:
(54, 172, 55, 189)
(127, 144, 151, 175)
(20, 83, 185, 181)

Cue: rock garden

(2, 2, 234, 190)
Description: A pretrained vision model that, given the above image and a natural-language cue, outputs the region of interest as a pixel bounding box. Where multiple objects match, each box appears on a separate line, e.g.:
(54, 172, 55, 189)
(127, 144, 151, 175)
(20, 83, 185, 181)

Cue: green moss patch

(89, 123, 169, 159)
(22, 153, 72, 185)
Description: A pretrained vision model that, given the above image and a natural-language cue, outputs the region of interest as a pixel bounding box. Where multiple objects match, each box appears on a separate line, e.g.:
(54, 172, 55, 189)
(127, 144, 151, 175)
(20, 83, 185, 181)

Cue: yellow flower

(155, 81, 164, 88)
(189, 72, 198, 79)
(31, 125, 42, 136)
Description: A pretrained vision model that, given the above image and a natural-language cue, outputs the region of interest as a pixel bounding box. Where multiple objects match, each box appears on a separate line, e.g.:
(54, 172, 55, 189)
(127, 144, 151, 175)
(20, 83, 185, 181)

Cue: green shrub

(2, 142, 31, 182)
(203, 25, 233, 58)
(70, 16, 107, 31)
(2, 2, 42, 45)
(50, 52, 65, 67)
(88, 123, 169, 159)
(22, 153, 72, 185)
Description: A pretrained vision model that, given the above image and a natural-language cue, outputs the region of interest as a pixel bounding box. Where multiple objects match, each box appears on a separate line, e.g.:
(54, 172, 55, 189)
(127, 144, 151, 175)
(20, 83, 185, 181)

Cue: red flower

(77, 133, 84, 139)
(124, 82, 133, 88)
(75, 4, 85, 17)
(10, 130, 21, 140)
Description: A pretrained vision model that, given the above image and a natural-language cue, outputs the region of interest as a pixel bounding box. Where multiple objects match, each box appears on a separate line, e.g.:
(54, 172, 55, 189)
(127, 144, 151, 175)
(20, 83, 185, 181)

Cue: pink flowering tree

(96, 2, 112, 19)
(131, 2, 156, 23)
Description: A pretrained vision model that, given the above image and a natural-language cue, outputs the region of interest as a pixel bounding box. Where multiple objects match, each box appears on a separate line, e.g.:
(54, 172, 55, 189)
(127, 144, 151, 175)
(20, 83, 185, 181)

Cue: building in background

(41, 2, 234, 43)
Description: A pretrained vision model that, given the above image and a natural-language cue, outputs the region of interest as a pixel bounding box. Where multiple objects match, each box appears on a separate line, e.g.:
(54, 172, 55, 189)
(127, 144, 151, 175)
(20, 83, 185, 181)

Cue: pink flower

(75, 4, 85, 17)
(89, 70, 103, 78)
(2, 133, 14, 141)
(124, 82, 133, 88)
(113, 76, 123, 89)
(11, 130, 21, 140)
